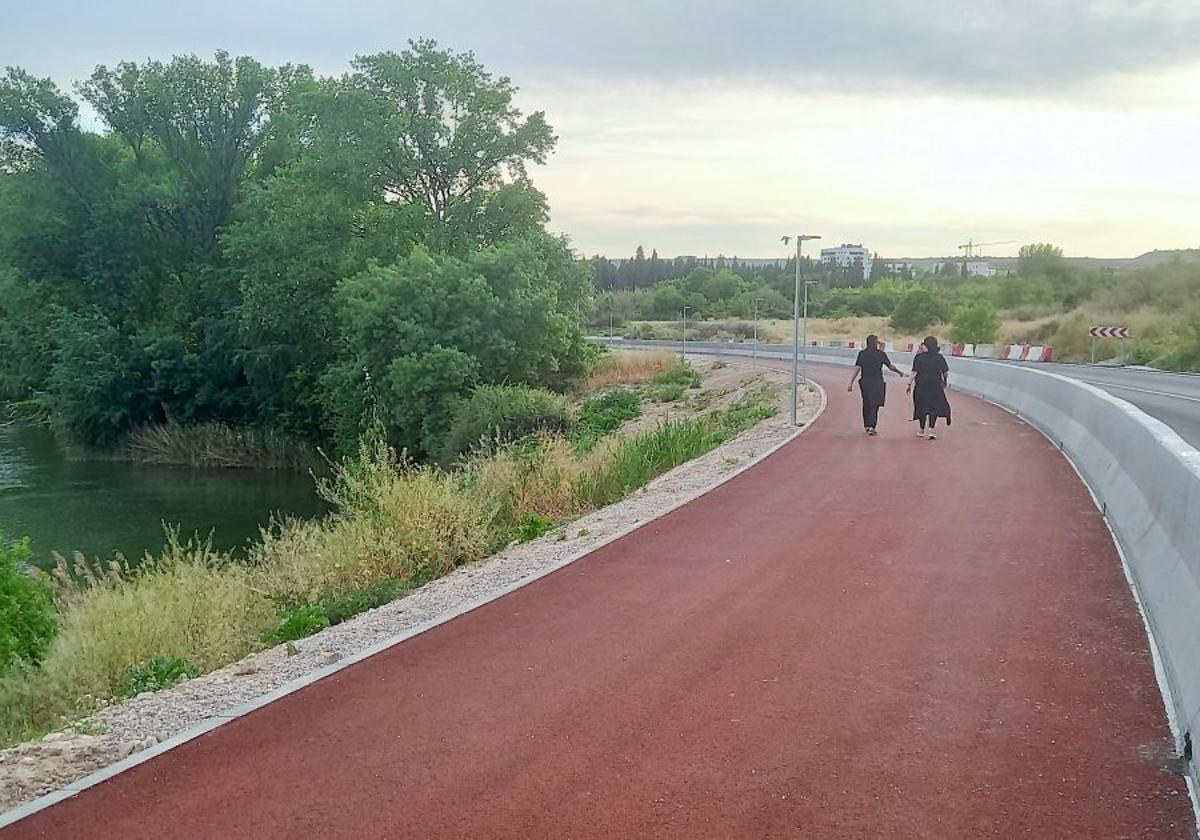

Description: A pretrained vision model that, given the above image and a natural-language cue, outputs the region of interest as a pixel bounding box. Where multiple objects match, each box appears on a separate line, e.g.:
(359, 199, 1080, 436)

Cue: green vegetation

(594, 242, 1200, 369)
(575, 389, 641, 450)
(950, 302, 1001, 345)
(266, 606, 331, 646)
(0, 362, 778, 745)
(120, 422, 320, 470)
(119, 656, 197, 698)
(645, 364, 702, 402)
(440, 385, 574, 467)
(0, 535, 56, 677)
(574, 387, 777, 507)
(889, 289, 949, 333)
(0, 43, 589, 460)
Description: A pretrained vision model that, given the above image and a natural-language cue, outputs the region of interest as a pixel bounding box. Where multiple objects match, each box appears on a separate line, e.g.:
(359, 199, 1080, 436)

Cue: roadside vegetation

(0, 353, 780, 747)
(592, 245, 1200, 369)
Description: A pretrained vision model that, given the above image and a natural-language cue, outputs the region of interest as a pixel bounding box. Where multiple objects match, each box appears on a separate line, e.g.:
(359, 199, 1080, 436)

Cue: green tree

(348, 41, 555, 252)
(889, 289, 948, 333)
(0, 45, 587, 455)
(950, 302, 1001, 344)
(322, 239, 589, 457)
(1017, 243, 1065, 277)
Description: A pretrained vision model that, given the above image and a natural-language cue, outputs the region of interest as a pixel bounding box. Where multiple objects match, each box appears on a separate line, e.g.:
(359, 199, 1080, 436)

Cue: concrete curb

(0, 380, 828, 831)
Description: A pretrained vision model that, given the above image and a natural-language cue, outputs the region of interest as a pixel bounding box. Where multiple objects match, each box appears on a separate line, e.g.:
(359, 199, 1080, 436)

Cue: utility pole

(782, 234, 821, 425)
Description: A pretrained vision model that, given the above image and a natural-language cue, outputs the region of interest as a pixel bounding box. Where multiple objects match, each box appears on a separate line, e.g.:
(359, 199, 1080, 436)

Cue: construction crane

(958, 239, 1015, 258)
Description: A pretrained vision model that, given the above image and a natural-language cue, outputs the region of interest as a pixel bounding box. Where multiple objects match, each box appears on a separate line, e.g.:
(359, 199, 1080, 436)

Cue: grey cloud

(3, 0, 1198, 95)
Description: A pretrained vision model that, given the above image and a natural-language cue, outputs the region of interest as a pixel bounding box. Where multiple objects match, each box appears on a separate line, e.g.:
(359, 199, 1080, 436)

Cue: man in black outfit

(846, 334, 906, 435)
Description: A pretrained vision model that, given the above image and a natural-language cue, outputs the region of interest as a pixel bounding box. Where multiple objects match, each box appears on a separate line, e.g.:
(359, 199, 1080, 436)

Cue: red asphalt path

(5, 366, 1195, 839)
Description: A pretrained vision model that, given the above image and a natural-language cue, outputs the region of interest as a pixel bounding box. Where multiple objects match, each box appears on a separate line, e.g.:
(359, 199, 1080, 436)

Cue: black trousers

(863, 400, 880, 429)
(859, 378, 885, 429)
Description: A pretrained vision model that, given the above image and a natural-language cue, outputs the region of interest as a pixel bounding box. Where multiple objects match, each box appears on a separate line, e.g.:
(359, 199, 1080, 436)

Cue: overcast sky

(4, 1, 1199, 258)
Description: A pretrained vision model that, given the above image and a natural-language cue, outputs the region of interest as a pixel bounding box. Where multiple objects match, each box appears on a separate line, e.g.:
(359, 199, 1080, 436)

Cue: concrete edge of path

(0, 383, 828, 831)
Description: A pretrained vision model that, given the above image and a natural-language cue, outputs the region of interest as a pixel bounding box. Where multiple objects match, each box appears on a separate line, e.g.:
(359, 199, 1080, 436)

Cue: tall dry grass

(583, 351, 679, 392)
(0, 537, 274, 743)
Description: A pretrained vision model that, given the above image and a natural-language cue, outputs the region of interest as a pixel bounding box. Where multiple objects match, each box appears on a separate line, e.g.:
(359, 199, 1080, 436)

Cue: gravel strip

(0, 361, 821, 812)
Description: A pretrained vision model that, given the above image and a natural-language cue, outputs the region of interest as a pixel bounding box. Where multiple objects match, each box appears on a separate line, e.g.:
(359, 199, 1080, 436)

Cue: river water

(0, 423, 325, 567)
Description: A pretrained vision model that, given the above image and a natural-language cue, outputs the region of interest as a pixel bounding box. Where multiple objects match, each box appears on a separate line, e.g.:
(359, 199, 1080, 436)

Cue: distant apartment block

(965, 259, 997, 277)
(820, 244, 872, 279)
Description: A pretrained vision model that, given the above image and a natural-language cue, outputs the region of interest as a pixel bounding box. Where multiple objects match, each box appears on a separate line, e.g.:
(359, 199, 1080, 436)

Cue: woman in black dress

(846, 334, 905, 435)
(908, 335, 951, 439)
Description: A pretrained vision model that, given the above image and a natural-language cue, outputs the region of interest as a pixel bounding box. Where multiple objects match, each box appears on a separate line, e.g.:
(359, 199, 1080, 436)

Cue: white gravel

(0, 360, 822, 813)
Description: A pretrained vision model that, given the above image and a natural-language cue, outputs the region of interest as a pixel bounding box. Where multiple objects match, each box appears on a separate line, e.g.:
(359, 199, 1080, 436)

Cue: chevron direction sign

(1089, 326, 1130, 338)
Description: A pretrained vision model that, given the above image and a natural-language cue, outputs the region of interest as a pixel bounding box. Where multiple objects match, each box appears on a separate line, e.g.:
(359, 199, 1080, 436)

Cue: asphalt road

(604, 339, 1200, 449)
(6, 368, 1192, 839)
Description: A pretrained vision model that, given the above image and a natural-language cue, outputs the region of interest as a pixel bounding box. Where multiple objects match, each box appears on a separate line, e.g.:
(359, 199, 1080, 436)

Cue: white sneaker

(917, 429, 926, 439)
(927, 431, 937, 440)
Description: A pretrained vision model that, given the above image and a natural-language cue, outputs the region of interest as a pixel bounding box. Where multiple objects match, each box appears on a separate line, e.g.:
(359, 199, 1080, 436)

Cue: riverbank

(0, 357, 820, 811)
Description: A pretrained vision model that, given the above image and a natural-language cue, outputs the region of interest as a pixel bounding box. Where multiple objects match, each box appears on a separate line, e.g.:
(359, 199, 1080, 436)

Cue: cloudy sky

(4, 1, 1199, 258)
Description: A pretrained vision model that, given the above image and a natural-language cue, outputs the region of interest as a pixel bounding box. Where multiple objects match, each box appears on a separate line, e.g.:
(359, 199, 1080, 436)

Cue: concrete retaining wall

(606, 338, 1200, 787)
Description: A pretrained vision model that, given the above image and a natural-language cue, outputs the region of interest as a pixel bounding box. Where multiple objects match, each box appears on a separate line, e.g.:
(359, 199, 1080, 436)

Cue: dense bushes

(0, 46, 590, 456)
(889, 289, 949, 332)
(576, 390, 641, 449)
(0, 535, 56, 677)
(439, 385, 575, 467)
(950, 302, 1000, 344)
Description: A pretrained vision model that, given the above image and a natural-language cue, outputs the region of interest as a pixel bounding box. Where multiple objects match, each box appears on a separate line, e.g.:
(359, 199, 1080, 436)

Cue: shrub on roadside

(471, 436, 583, 524)
(890, 289, 948, 333)
(0, 535, 56, 677)
(644, 363, 701, 402)
(256, 429, 500, 603)
(950, 302, 1000, 344)
(439, 385, 574, 467)
(575, 389, 641, 449)
(266, 605, 330, 645)
(119, 656, 197, 698)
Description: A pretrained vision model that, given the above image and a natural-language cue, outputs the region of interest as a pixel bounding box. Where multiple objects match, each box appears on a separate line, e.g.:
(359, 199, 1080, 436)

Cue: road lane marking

(1079, 380, 1200, 404)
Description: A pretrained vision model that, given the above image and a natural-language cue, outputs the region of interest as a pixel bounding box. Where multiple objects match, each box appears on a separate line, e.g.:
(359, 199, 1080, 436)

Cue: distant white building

(934, 259, 997, 277)
(879, 260, 914, 275)
(820, 244, 872, 280)
(965, 260, 997, 277)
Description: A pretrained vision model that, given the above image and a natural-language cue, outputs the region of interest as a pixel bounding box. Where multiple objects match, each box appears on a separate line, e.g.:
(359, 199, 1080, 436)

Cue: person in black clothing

(908, 335, 952, 439)
(846, 335, 905, 435)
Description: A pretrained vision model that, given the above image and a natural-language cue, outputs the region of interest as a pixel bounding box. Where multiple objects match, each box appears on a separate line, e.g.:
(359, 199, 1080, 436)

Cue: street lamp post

(782, 234, 821, 425)
(752, 297, 765, 359)
(681, 305, 691, 360)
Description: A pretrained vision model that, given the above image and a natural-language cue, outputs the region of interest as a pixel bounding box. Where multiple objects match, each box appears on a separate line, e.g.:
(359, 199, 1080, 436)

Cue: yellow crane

(958, 239, 1015, 258)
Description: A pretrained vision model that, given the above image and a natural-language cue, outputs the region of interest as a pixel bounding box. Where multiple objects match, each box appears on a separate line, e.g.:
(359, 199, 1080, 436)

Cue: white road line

(1077, 379, 1200, 404)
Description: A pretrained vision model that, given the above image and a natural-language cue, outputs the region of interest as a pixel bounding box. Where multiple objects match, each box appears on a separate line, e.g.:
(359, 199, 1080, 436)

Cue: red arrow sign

(1088, 326, 1130, 338)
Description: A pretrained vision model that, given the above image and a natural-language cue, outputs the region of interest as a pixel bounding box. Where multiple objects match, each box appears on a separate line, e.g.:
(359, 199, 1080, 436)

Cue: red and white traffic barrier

(1002, 344, 1054, 362)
